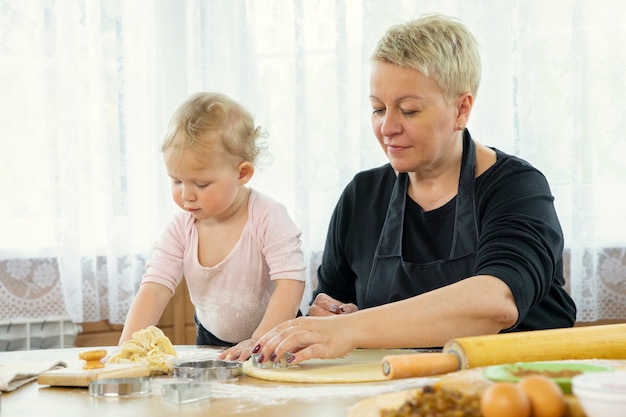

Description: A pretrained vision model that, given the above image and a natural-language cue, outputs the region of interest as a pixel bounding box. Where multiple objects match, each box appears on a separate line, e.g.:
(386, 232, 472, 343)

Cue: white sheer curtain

(0, 0, 163, 323)
(1, 0, 625, 325)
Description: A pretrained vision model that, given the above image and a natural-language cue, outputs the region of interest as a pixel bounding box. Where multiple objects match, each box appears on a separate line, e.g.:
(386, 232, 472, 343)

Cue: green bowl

(482, 361, 614, 394)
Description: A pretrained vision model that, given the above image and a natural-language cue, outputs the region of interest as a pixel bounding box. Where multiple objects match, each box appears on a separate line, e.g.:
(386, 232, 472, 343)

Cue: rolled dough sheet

(242, 349, 415, 383)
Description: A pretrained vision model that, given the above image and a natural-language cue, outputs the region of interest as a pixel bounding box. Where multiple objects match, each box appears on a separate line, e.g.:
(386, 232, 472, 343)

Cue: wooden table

(0, 346, 436, 417)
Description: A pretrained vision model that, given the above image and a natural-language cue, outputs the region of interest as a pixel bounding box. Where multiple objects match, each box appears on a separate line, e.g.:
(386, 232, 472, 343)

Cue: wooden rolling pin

(382, 323, 626, 379)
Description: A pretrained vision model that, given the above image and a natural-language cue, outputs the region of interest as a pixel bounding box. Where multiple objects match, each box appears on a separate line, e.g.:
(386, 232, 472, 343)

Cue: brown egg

(519, 375, 566, 417)
(481, 382, 531, 417)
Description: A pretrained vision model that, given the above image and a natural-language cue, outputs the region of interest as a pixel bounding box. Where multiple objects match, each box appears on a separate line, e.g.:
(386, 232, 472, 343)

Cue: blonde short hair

(371, 14, 481, 101)
(161, 92, 263, 164)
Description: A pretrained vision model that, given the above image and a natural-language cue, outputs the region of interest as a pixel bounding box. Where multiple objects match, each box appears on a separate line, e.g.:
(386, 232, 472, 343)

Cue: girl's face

(369, 61, 466, 176)
(164, 139, 249, 222)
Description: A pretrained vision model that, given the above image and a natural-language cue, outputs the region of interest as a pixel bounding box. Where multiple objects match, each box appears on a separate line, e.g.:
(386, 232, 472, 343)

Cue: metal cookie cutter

(251, 353, 292, 369)
(89, 377, 151, 397)
(173, 360, 242, 381)
(161, 382, 212, 404)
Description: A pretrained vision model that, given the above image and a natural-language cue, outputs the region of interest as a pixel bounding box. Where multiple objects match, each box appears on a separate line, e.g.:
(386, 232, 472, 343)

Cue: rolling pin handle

(381, 352, 461, 380)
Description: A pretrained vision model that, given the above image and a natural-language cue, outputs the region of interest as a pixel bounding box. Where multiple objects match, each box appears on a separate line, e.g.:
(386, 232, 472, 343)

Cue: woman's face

(369, 61, 462, 175)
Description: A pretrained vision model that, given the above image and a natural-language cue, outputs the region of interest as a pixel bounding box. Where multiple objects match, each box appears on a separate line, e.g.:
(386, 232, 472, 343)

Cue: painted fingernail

(252, 344, 261, 354)
(258, 354, 265, 363)
(287, 354, 296, 363)
(270, 353, 277, 362)
(329, 304, 339, 313)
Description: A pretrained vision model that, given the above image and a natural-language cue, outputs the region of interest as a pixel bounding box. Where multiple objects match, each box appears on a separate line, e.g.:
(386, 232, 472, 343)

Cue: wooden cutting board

(37, 364, 151, 387)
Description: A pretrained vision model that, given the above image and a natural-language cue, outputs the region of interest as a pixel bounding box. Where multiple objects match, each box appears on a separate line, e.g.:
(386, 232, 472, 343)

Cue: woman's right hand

(308, 293, 358, 316)
(252, 314, 357, 366)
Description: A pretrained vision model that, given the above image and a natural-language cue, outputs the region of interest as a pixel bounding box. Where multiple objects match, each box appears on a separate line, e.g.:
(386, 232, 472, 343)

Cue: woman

(253, 14, 576, 366)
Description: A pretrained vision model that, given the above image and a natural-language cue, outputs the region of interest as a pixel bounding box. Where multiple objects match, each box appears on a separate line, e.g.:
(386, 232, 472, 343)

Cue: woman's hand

(217, 338, 256, 362)
(252, 315, 357, 366)
(308, 293, 358, 316)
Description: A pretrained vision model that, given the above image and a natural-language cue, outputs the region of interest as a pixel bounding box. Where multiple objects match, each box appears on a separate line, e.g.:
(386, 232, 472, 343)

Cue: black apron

(362, 131, 479, 308)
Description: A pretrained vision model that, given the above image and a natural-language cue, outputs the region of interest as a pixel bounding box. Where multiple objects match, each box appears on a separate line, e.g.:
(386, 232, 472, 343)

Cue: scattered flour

(159, 346, 436, 407)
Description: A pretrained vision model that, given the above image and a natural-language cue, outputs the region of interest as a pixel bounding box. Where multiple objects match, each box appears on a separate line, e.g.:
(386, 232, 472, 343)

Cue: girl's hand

(308, 293, 358, 316)
(217, 338, 256, 362)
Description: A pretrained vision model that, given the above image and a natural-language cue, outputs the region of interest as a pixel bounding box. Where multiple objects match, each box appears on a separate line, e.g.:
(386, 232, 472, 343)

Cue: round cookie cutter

(88, 377, 151, 397)
(173, 360, 242, 381)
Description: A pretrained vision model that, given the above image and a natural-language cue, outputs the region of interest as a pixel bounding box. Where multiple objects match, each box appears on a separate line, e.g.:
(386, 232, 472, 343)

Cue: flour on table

(210, 377, 435, 400)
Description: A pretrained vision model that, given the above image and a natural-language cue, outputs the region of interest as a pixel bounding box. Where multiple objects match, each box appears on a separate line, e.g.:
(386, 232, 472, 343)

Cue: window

(2, 0, 625, 324)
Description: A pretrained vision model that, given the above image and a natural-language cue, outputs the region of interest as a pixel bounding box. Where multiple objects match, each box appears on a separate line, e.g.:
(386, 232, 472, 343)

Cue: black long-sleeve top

(314, 148, 576, 331)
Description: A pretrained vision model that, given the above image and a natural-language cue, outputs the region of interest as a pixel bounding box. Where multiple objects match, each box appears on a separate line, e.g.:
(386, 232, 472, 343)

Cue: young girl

(119, 92, 306, 361)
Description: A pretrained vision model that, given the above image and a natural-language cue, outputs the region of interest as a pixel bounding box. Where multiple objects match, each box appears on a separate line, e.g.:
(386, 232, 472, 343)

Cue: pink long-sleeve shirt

(141, 189, 306, 342)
